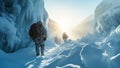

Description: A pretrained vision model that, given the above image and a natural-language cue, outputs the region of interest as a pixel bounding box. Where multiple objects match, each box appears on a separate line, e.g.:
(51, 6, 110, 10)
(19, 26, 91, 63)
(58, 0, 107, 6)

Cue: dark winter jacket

(62, 32, 68, 41)
(29, 21, 47, 42)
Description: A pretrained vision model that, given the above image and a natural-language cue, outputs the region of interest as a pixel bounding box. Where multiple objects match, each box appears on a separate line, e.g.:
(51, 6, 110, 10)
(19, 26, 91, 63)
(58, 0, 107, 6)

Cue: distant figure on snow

(29, 21, 47, 56)
(54, 36, 61, 44)
(62, 32, 68, 42)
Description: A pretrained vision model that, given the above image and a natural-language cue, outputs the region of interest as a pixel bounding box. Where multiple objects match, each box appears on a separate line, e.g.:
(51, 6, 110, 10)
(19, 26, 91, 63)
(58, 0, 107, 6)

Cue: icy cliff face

(80, 1, 120, 67)
(95, 0, 120, 34)
(0, 0, 48, 53)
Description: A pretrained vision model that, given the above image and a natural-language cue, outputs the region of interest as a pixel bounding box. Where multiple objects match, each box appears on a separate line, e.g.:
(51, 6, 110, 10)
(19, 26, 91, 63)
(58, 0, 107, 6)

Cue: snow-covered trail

(1, 36, 120, 68)
(0, 40, 82, 68)
(26, 40, 86, 68)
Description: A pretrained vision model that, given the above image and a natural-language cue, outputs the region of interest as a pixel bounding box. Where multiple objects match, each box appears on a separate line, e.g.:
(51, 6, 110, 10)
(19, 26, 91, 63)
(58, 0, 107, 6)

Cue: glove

(43, 35, 47, 41)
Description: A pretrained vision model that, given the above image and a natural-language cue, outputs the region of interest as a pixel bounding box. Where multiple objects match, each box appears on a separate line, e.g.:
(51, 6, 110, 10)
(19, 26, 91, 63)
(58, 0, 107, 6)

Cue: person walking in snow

(29, 21, 47, 56)
(62, 32, 68, 42)
(54, 36, 61, 44)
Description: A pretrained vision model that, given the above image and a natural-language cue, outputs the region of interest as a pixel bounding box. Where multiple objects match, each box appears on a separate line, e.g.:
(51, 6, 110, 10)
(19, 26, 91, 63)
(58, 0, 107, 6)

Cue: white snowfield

(0, 0, 120, 68)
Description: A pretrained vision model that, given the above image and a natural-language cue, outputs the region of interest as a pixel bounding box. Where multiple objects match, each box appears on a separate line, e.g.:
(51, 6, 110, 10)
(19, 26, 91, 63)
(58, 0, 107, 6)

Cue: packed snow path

(26, 40, 85, 68)
(0, 39, 120, 68)
(0, 40, 84, 68)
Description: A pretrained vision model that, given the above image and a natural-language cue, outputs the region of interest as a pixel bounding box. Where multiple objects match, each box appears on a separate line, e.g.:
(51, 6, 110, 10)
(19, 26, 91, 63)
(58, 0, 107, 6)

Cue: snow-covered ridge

(0, 0, 48, 53)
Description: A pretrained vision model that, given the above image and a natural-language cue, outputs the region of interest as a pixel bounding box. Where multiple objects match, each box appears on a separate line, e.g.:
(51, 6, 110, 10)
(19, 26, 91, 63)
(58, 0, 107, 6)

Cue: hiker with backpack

(29, 21, 47, 56)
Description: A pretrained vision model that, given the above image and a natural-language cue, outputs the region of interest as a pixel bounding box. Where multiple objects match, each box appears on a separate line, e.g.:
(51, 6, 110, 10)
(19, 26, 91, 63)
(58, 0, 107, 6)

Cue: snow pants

(34, 37, 45, 56)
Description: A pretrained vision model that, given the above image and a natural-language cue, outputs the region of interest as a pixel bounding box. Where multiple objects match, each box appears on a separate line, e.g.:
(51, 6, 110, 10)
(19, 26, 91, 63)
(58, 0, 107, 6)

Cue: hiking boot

(36, 53, 39, 56)
(41, 53, 44, 56)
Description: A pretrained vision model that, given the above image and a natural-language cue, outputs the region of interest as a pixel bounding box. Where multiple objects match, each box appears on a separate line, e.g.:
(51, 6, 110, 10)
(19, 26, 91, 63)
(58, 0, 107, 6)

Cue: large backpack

(29, 21, 47, 41)
(62, 32, 68, 41)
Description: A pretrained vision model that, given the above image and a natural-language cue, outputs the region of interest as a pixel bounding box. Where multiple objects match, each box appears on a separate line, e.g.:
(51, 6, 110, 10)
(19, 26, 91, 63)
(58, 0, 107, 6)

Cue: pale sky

(44, 0, 102, 32)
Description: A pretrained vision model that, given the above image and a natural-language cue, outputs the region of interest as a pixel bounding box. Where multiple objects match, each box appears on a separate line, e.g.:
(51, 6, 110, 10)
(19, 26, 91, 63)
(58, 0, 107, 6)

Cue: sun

(50, 10, 77, 33)
(57, 20, 74, 33)
(48, 8, 80, 40)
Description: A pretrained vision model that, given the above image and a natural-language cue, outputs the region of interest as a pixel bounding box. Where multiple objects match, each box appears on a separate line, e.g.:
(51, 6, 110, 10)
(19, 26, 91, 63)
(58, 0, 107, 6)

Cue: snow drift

(0, 0, 48, 53)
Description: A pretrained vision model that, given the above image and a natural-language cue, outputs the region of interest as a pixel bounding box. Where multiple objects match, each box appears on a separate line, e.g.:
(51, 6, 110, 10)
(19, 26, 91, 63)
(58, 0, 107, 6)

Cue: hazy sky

(44, 0, 102, 31)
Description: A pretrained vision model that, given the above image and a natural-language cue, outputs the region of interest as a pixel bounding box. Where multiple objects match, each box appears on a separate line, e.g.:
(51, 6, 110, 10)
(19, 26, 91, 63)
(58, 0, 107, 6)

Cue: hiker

(54, 36, 61, 44)
(29, 21, 47, 56)
(62, 32, 68, 42)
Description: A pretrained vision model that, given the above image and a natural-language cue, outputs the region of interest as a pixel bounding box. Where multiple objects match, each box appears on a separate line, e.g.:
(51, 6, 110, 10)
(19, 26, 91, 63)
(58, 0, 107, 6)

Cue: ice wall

(0, 0, 48, 53)
(95, 0, 120, 34)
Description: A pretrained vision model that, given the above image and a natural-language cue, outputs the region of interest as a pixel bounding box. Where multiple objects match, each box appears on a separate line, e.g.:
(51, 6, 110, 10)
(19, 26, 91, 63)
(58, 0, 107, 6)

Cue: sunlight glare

(50, 8, 79, 33)
(57, 19, 75, 33)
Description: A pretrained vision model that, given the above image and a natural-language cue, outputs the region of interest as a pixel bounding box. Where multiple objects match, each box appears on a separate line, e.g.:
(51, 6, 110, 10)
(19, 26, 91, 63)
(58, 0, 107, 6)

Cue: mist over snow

(0, 0, 120, 68)
(68, 15, 96, 40)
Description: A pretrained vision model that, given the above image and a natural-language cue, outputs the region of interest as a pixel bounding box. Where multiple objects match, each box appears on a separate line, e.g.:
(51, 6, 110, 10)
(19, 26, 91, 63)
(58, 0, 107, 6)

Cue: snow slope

(0, 0, 48, 53)
(0, 46, 36, 68)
